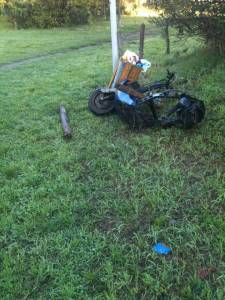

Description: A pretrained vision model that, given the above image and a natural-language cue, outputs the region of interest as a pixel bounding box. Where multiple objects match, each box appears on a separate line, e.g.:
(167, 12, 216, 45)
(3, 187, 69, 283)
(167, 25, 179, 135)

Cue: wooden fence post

(139, 23, 145, 59)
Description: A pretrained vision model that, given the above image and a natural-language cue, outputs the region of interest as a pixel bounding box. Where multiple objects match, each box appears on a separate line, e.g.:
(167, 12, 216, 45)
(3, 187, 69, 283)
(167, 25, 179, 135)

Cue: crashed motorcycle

(88, 55, 205, 130)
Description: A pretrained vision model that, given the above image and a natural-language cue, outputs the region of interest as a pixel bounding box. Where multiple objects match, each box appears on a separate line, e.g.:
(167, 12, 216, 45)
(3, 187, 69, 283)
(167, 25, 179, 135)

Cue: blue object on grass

(153, 243, 172, 255)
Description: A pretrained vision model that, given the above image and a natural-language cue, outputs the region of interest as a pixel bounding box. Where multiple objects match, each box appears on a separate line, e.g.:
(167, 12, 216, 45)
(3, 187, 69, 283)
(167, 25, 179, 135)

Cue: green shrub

(147, 0, 225, 53)
(66, 0, 89, 26)
(3, 0, 34, 28)
(0, 1, 4, 14)
(3, 0, 90, 28)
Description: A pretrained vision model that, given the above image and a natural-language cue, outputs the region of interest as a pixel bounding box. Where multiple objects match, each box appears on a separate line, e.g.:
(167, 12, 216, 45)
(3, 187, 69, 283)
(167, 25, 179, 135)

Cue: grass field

(0, 16, 149, 65)
(0, 16, 224, 299)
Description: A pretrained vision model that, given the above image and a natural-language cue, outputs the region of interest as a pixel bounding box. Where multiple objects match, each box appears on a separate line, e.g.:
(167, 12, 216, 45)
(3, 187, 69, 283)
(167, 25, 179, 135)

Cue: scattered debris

(122, 50, 140, 64)
(197, 267, 216, 279)
(59, 105, 72, 139)
(153, 243, 172, 255)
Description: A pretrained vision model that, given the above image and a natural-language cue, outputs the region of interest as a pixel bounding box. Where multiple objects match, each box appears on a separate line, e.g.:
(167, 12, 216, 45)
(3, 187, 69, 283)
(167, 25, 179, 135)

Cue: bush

(147, 0, 225, 53)
(66, 1, 89, 26)
(0, 0, 5, 14)
(3, 1, 34, 28)
(3, 0, 90, 28)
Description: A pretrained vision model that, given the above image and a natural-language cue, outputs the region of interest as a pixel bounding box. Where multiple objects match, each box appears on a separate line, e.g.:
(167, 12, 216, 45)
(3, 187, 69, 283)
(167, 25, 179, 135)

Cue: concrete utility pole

(110, 0, 119, 71)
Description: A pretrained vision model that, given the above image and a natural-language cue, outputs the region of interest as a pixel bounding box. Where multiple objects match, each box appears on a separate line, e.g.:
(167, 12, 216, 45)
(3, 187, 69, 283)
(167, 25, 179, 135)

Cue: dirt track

(0, 30, 154, 71)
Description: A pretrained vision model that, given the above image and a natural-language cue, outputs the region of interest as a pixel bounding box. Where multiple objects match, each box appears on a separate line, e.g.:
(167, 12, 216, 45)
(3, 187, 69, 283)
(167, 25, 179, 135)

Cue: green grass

(0, 16, 148, 65)
(0, 18, 225, 299)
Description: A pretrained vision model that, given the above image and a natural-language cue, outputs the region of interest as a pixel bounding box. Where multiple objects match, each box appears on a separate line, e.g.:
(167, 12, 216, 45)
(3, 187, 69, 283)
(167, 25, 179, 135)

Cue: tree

(3, 0, 96, 28)
(146, 0, 225, 53)
(88, 0, 110, 18)
(0, 0, 6, 14)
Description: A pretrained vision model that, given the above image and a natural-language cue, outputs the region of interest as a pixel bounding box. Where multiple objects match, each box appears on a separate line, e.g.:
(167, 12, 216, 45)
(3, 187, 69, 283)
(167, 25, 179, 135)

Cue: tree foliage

(0, 0, 6, 13)
(2, 0, 110, 28)
(147, 0, 225, 52)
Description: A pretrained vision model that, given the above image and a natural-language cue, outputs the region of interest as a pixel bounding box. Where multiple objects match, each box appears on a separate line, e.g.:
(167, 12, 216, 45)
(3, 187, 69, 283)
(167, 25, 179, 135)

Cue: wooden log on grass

(59, 105, 72, 139)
